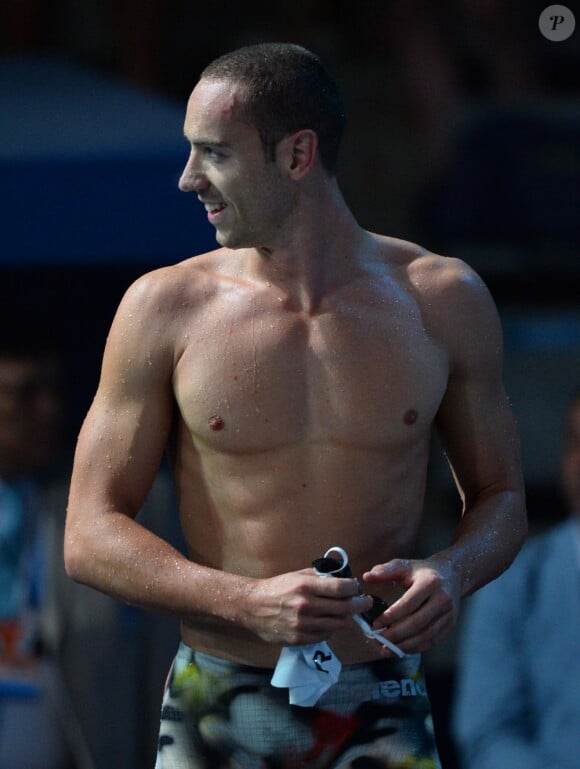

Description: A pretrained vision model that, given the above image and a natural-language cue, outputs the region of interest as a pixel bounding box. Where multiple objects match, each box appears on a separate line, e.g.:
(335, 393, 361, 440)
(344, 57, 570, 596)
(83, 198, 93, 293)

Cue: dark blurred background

(1, 2, 579, 767)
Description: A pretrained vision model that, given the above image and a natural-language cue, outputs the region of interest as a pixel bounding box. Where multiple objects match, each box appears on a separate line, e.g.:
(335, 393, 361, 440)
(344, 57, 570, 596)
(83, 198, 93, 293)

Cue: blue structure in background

(0, 56, 216, 266)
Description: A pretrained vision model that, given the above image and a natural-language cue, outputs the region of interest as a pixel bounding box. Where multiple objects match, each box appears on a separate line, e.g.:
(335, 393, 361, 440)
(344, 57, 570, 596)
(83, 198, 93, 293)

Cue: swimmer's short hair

(200, 42, 346, 175)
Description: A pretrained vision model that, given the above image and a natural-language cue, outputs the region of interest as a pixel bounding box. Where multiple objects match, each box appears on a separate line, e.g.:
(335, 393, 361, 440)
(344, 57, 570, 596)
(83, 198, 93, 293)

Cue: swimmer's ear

(279, 129, 318, 180)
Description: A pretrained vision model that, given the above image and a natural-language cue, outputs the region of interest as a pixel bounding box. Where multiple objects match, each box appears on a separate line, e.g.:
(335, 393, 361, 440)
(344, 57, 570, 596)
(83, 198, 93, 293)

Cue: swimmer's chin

(213, 231, 252, 250)
(214, 230, 273, 254)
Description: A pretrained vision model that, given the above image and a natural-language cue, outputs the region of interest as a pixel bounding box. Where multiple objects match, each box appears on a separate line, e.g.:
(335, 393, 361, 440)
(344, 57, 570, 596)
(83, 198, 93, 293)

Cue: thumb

(363, 558, 413, 584)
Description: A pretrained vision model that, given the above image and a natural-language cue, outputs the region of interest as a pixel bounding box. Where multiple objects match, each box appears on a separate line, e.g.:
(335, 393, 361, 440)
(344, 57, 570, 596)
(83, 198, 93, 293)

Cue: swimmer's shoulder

(101, 249, 234, 368)
(371, 233, 493, 309)
(116, 247, 232, 317)
(370, 233, 500, 342)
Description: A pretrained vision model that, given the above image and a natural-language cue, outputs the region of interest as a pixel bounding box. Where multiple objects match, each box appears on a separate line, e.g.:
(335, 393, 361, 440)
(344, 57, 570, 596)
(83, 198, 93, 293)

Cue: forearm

(64, 508, 370, 648)
(436, 487, 527, 598)
(64, 508, 253, 624)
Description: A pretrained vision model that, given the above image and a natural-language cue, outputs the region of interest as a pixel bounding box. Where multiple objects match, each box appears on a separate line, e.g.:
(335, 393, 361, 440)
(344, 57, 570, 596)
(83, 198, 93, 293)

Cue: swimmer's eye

(203, 146, 226, 161)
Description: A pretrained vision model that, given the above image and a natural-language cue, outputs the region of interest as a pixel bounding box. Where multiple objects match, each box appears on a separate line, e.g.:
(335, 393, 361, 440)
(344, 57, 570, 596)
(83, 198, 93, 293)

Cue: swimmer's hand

(362, 557, 460, 657)
(241, 568, 373, 646)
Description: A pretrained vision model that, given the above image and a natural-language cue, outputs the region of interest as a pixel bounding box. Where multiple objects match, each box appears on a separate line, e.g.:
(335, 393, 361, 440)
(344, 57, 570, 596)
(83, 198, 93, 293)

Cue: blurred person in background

(0, 328, 73, 768)
(385, 0, 538, 172)
(453, 388, 580, 769)
(0, 318, 179, 769)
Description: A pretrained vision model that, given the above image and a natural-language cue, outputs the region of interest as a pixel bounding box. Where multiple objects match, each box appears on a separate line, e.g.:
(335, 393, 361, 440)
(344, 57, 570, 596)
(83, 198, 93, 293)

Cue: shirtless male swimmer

(65, 43, 527, 769)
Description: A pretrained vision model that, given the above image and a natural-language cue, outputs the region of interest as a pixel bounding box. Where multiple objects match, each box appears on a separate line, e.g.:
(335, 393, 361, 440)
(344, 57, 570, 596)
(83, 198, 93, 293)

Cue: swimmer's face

(0, 355, 63, 477)
(179, 79, 296, 249)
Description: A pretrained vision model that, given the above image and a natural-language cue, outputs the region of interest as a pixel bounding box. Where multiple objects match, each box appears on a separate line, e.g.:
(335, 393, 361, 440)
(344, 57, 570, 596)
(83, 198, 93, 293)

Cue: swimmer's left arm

(363, 258, 527, 655)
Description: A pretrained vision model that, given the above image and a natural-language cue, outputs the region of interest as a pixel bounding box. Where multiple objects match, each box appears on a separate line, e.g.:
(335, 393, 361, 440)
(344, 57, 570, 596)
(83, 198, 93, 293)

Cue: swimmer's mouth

(203, 202, 227, 215)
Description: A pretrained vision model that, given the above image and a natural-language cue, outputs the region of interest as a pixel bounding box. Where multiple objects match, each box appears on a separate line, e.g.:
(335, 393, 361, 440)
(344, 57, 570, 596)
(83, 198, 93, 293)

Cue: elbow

(63, 525, 92, 584)
(518, 511, 528, 548)
(63, 539, 84, 583)
(499, 487, 528, 572)
(512, 488, 528, 548)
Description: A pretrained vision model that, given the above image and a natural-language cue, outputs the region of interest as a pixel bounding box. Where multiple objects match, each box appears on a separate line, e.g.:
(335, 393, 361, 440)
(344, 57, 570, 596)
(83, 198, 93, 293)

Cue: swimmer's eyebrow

(183, 135, 232, 149)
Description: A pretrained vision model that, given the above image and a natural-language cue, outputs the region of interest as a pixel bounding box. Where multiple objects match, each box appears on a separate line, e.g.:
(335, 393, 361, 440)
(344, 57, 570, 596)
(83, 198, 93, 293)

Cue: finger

(375, 575, 450, 625)
(290, 606, 360, 642)
(310, 576, 361, 599)
(300, 592, 373, 618)
(362, 559, 413, 584)
(376, 594, 454, 644)
(284, 622, 343, 646)
(372, 585, 426, 627)
(380, 610, 455, 655)
(350, 594, 375, 615)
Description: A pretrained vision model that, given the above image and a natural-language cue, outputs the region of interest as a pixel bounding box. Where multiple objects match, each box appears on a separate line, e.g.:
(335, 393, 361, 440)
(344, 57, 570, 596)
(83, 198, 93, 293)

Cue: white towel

(271, 642, 341, 707)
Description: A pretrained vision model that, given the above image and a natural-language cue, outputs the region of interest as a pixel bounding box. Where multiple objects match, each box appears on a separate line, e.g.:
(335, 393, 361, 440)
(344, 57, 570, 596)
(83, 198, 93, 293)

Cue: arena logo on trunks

(372, 677, 427, 699)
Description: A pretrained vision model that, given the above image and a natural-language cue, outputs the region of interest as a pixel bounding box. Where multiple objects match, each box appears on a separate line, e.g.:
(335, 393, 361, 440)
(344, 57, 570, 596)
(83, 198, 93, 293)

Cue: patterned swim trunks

(156, 642, 442, 769)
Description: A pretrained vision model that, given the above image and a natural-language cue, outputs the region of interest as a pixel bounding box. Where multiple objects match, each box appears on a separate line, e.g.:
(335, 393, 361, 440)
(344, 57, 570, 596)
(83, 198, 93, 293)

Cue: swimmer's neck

(248, 179, 369, 314)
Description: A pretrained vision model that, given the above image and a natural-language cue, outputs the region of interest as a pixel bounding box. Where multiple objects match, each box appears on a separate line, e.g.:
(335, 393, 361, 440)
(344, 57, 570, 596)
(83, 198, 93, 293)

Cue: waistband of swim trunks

(175, 641, 422, 679)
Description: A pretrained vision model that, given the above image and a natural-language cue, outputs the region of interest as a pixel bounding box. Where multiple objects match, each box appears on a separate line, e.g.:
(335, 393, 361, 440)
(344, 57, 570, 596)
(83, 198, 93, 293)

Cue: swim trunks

(155, 642, 442, 768)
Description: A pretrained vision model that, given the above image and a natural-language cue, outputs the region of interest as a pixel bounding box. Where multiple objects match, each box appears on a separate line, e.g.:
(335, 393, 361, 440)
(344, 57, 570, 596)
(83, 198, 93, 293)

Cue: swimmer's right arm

(64, 270, 368, 643)
(65, 269, 199, 611)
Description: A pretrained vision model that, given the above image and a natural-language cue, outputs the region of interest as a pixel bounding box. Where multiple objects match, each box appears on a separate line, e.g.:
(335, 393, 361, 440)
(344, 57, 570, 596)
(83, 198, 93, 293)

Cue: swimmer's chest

(173, 296, 448, 451)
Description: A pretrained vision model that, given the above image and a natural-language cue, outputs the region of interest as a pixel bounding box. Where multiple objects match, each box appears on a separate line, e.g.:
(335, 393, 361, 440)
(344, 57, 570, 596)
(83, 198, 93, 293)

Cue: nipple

(208, 415, 225, 431)
(403, 409, 418, 425)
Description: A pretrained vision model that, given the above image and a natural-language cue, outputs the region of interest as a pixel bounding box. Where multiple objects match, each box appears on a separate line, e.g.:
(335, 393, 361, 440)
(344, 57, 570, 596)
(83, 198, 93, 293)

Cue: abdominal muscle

(174, 437, 429, 667)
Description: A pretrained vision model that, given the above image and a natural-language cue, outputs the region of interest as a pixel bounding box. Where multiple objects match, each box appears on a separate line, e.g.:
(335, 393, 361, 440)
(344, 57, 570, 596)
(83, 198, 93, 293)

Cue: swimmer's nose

(179, 168, 208, 193)
(178, 151, 209, 193)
